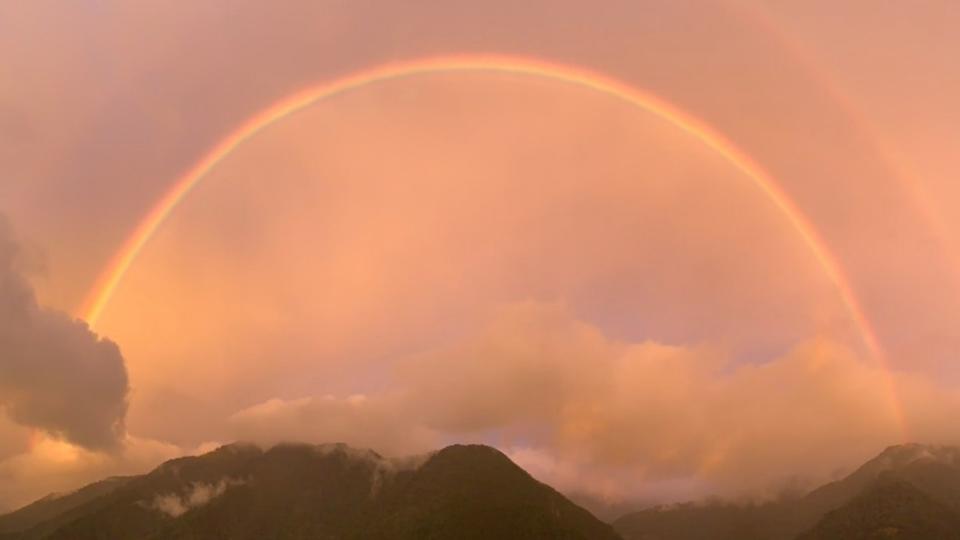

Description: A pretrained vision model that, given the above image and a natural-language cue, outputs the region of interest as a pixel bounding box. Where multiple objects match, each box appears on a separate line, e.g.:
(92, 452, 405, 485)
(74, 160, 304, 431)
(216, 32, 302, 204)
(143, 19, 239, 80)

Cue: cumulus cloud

(0, 216, 129, 450)
(229, 301, 960, 504)
(2, 301, 954, 513)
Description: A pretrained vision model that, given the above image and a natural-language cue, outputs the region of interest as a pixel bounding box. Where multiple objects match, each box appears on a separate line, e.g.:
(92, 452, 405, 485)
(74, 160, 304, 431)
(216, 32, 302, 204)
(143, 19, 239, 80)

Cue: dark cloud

(0, 216, 128, 451)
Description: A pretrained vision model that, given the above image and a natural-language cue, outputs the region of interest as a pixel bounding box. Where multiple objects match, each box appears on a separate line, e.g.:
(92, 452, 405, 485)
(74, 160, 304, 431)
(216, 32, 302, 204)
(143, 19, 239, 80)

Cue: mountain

(0, 442, 620, 540)
(9, 442, 960, 539)
(0, 477, 132, 538)
(611, 500, 775, 540)
(614, 444, 960, 540)
(797, 479, 960, 540)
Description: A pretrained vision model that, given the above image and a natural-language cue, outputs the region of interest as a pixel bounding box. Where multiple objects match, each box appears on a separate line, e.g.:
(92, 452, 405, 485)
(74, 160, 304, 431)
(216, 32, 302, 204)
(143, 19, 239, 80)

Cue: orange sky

(1, 0, 959, 512)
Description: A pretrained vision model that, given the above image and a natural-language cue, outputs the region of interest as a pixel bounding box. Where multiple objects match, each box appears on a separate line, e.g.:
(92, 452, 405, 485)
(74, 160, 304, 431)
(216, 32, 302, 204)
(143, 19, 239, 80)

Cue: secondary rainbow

(77, 54, 906, 437)
(730, 0, 960, 301)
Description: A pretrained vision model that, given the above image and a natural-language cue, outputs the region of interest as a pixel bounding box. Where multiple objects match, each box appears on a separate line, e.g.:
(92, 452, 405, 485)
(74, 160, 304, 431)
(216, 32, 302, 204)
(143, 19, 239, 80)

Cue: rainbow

(728, 0, 960, 300)
(77, 54, 906, 437)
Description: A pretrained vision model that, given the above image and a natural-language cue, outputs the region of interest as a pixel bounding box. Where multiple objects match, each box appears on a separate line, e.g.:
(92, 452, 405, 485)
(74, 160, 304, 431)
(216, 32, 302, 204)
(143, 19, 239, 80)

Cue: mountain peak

(798, 478, 960, 540)
(430, 443, 512, 463)
(875, 443, 960, 464)
(614, 444, 960, 540)
(853, 443, 960, 481)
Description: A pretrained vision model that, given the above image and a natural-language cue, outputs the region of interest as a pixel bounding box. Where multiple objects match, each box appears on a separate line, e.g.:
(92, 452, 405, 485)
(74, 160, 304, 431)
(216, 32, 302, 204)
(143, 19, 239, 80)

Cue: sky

(1, 0, 960, 512)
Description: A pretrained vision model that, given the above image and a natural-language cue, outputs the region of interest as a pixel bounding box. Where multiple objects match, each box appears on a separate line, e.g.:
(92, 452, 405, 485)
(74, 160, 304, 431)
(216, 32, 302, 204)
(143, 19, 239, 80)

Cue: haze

(1, 0, 959, 513)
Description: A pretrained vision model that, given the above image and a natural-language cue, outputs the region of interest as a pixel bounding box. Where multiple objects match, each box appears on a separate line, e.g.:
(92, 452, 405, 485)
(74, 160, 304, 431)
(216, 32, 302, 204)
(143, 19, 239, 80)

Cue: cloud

(2, 0, 959, 519)
(0, 434, 183, 513)
(1, 296, 954, 512)
(149, 477, 245, 518)
(0, 415, 31, 463)
(229, 395, 438, 457)
(228, 301, 960, 503)
(0, 216, 129, 450)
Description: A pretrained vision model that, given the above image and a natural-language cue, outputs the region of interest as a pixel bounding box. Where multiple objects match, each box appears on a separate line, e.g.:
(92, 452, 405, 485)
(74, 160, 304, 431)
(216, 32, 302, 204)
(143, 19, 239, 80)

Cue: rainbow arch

(728, 0, 960, 291)
(77, 54, 905, 436)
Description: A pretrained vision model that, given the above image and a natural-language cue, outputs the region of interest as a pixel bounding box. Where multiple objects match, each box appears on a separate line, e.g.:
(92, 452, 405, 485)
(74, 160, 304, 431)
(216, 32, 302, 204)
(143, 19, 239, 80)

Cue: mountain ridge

(614, 443, 960, 540)
(0, 442, 620, 540)
(7, 442, 960, 539)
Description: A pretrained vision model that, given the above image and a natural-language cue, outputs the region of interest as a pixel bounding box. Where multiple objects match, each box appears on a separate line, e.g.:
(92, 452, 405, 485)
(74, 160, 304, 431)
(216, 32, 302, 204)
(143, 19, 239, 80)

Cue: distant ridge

(614, 443, 960, 540)
(798, 479, 960, 540)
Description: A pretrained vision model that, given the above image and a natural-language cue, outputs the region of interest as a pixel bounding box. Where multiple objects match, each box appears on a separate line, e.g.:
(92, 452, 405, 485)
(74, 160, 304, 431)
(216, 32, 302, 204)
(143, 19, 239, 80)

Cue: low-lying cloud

(0, 216, 129, 451)
(230, 395, 436, 458)
(149, 477, 245, 518)
(229, 301, 960, 504)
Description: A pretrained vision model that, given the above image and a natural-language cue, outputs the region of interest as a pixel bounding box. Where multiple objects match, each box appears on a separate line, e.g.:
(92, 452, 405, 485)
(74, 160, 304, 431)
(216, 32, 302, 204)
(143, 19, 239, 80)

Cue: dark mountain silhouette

(614, 444, 960, 540)
(7, 442, 960, 539)
(797, 479, 960, 540)
(0, 477, 132, 538)
(0, 442, 620, 540)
